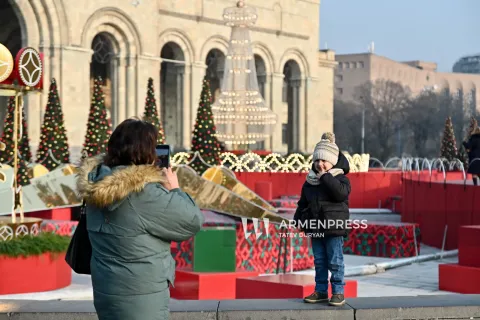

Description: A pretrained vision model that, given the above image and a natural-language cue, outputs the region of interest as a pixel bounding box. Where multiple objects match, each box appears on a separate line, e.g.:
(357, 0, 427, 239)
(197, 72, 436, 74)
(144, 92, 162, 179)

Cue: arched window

(90, 33, 116, 127)
(160, 42, 185, 148)
(283, 60, 302, 153)
(205, 49, 225, 103)
(0, 1, 23, 134)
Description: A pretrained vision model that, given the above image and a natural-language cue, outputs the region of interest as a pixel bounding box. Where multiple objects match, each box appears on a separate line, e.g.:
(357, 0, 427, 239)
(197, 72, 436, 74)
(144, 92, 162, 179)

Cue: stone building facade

(335, 53, 480, 113)
(0, 0, 335, 160)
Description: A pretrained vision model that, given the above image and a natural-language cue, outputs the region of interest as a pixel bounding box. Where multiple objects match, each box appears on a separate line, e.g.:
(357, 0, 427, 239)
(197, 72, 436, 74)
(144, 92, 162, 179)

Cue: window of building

(358, 61, 364, 68)
(335, 75, 343, 82)
(335, 88, 343, 95)
(338, 62, 343, 69)
(282, 123, 288, 145)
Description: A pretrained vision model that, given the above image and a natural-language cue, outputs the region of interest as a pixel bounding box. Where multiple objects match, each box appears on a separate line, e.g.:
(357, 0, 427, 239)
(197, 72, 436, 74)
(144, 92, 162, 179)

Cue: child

(293, 138, 351, 306)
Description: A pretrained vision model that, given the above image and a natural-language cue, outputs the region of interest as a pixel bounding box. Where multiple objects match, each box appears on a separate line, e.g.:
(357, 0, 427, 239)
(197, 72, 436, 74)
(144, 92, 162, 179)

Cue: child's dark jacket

(293, 153, 351, 237)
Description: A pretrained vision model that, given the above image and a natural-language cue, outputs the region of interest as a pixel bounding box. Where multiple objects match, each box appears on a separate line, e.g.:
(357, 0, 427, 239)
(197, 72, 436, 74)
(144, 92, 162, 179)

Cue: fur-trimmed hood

(76, 155, 166, 208)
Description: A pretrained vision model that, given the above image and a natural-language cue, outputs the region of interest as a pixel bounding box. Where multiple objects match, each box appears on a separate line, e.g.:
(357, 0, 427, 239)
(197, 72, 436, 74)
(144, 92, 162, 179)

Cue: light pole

(361, 102, 365, 154)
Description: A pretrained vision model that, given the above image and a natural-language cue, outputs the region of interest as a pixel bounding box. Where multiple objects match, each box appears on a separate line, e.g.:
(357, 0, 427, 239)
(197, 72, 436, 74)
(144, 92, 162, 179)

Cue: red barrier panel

(255, 181, 273, 202)
(347, 173, 364, 208)
(444, 184, 474, 250)
(473, 187, 480, 225)
(411, 178, 421, 225)
(458, 226, 480, 268)
(236, 172, 306, 200)
(402, 172, 477, 250)
(235, 170, 472, 212)
(420, 183, 447, 249)
(401, 173, 415, 223)
(363, 172, 392, 208)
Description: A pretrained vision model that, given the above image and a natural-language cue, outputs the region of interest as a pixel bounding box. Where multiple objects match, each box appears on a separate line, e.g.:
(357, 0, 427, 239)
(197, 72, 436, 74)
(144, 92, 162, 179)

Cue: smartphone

(155, 145, 170, 168)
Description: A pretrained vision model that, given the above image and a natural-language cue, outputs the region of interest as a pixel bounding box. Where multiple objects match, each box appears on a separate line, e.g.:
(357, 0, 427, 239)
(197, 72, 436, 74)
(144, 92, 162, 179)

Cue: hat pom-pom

(321, 132, 335, 143)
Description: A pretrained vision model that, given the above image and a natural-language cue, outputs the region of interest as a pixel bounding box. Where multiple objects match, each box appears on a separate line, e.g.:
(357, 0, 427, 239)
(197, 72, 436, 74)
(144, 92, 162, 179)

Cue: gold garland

(171, 151, 370, 173)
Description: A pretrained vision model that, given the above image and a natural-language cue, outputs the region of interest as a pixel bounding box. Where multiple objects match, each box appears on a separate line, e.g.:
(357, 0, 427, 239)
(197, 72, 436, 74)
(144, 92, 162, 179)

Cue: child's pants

(311, 236, 345, 294)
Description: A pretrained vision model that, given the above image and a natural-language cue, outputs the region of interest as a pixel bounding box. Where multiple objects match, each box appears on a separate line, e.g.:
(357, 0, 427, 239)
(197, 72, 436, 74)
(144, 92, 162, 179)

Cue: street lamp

(361, 97, 365, 154)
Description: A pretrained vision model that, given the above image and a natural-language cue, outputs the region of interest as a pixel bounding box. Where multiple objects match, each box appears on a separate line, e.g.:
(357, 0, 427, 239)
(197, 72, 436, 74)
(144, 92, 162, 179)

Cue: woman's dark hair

(104, 118, 158, 167)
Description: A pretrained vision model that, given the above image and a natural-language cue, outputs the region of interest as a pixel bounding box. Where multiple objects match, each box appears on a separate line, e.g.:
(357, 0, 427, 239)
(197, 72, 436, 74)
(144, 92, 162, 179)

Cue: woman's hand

(162, 167, 180, 191)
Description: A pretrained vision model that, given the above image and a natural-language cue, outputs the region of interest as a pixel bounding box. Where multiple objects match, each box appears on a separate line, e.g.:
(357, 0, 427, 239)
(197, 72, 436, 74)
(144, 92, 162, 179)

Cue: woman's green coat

(77, 155, 204, 320)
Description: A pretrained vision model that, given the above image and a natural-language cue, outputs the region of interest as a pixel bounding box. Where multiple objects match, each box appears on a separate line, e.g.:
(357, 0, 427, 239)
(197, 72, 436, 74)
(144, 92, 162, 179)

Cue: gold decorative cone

(28, 164, 49, 179)
(175, 166, 287, 224)
(202, 166, 276, 212)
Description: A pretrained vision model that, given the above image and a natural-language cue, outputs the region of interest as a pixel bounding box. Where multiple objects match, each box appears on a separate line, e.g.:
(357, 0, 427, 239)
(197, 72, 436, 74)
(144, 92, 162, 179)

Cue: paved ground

(0, 243, 457, 301)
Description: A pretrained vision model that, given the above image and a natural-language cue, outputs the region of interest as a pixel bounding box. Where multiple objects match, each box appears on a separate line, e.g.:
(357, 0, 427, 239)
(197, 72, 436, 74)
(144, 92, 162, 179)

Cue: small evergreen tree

(190, 77, 221, 174)
(36, 78, 70, 170)
(0, 97, 30, 185)
(440, 116, 458, 161)
(143, 78, 166, 144)
(16, 156, 30, 186)
(19, 102, 32, 163)
(0, 97, 17, 165)
(0, 97, 31, 164)
(82, 77, 112, 157)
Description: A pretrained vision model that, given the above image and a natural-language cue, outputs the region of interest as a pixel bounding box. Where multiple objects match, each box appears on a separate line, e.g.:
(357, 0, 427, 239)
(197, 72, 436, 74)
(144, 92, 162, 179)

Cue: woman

(463, 127, 480, 186)
(76, 118, 204, 319)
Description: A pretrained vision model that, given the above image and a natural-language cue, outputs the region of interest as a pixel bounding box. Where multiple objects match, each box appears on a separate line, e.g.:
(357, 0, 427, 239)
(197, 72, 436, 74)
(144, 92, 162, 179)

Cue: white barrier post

(441, 225, 448, 259)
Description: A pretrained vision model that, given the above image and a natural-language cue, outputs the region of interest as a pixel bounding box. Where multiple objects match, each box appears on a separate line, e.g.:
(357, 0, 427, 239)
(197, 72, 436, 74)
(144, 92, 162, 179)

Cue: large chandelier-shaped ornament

(212, 1, 277, 146)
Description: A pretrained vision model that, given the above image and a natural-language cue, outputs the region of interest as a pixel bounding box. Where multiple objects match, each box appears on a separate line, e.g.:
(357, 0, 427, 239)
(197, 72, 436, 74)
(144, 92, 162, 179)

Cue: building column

(38, 46, 51, 116)
(291, 79, 301, 152)
(298, 78, 306, 153)
(116, 56, 127, 127)
(175, 65, 185, 149)
(271, 73, 285, 153)
(126, 56, 136, 119)
(182, 65, 192, 149)
(29, 46, 52, 154)
(260, 74, 271, 150)
(59, 46, 94, 160)
(136, 55, 162, 119)
(190, 62, 207, 128)
(306, 74, 332, 152)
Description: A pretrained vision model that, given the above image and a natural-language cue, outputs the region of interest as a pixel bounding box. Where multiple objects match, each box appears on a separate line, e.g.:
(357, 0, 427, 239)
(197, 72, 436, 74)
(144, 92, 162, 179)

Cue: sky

(320, 0, 480, 72)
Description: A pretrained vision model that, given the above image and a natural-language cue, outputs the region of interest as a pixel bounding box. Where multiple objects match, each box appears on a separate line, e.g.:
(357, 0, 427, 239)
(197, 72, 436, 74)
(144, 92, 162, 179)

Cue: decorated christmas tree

(36, 78, 70, 170)
(19, 102, 32, 163)
(0, 97, 17, 165)
(0, 97, 30, 164)
(0, 97, 30, 186)
(440, 116, 458, 161)
(143, 78, 165, 144)
(190, 78, 221, 174)
(82, 77, 112, 157)
(16, 157, 30, 186)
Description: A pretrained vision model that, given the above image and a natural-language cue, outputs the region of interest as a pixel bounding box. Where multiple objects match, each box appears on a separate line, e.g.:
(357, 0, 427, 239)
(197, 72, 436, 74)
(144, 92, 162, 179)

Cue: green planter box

(193, 226, 236, 272)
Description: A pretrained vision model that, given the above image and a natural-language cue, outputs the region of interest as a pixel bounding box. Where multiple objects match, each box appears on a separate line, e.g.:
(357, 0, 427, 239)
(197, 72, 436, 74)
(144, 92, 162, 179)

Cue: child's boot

(329, 294, 345, 306)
